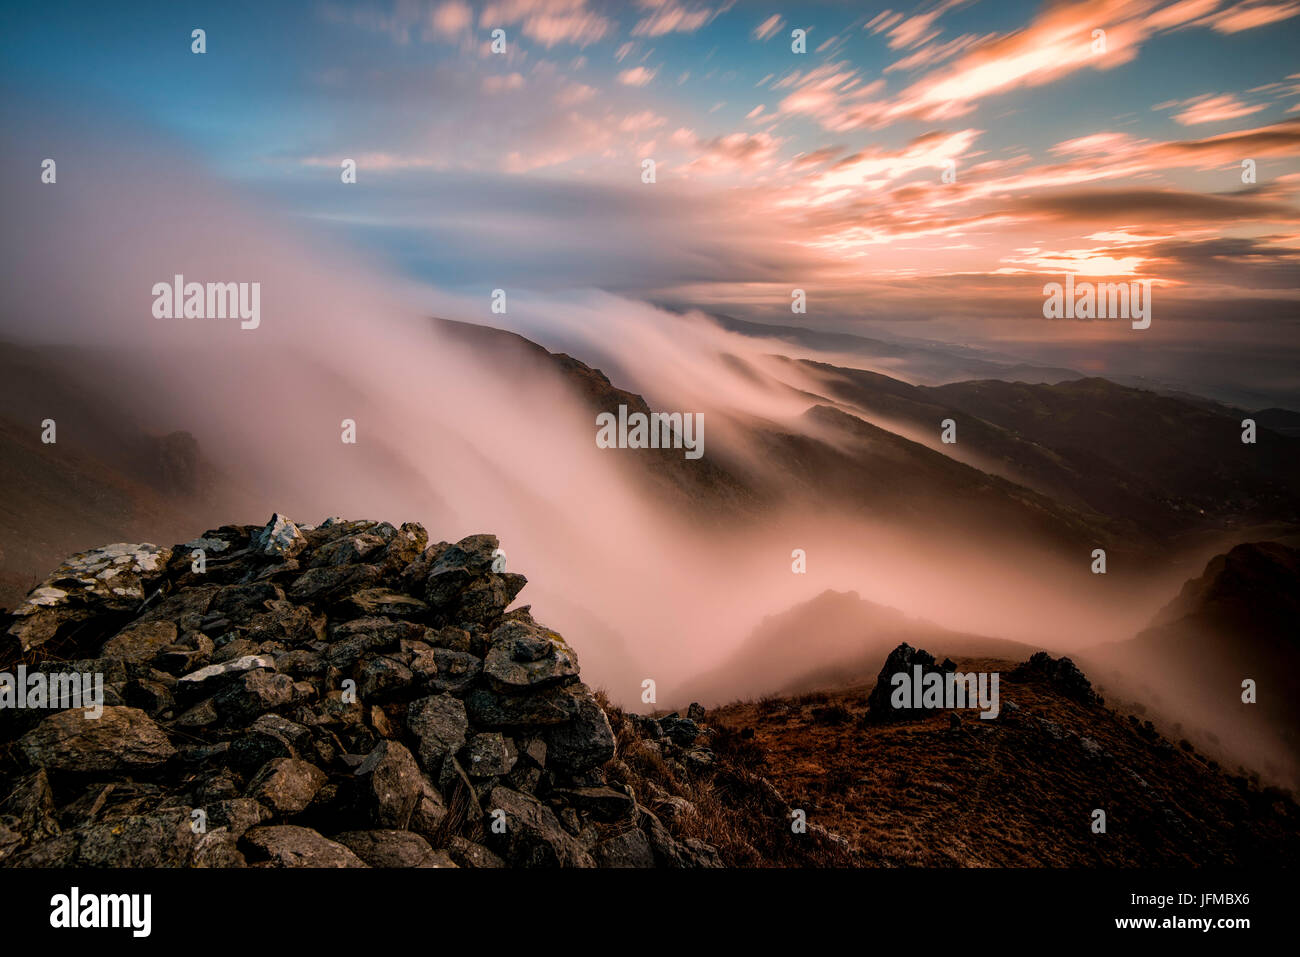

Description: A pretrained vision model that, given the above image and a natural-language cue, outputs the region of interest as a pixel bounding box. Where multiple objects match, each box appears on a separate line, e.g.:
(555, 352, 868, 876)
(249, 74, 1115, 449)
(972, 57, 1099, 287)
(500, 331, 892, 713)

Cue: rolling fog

(1, 115, 1198, 710)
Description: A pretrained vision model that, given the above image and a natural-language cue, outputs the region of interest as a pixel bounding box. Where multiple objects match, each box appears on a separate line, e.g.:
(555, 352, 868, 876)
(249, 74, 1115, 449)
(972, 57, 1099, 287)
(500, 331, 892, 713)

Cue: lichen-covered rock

(594, 827, 656, 867)
(101, 619, 179, 662)
(447, 836, 505, 868)
(213, 669, 297, 723)
(343, 588, 429, 620)
(178, 654, 275, 688)
(462, 732, 516, 777)
(206, 798, 271, 838)
(253, 513, 306, 559)
(544, 690, 616, 774)
(325, 617, 422, 668)
(6, 770, 60, 842)
(353, 740, 444, 830)
(552, 786, 635, 822)
(7, 543, 172, 651)
(412, 647, 482, 695)
(76, 808, 196, 867)
(463, 683, 587, 728)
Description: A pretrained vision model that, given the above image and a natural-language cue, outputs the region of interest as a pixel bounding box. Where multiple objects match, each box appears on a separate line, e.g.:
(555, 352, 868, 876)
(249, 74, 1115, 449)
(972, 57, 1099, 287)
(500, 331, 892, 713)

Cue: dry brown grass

(692, 658, 1300, 867)
(596, 690, 870, 867)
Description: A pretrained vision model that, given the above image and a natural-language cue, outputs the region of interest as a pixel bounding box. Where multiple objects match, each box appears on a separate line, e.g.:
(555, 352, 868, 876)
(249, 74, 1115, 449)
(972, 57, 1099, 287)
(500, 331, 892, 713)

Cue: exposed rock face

(0, 515, 718, 868)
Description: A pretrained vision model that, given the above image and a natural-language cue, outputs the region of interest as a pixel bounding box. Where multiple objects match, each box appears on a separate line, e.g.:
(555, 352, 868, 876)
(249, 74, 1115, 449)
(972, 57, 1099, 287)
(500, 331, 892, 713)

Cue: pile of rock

(0, 515, 720, 868)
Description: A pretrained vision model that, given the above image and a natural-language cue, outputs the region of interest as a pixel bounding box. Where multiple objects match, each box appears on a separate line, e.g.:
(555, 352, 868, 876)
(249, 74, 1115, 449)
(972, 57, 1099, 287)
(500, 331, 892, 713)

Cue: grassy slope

(611, 655, 1300, 867)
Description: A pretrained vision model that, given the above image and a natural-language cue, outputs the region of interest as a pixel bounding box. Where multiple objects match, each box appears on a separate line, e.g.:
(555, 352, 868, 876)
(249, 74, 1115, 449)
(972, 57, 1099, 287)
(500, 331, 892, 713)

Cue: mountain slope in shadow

(1080, 542, 1300, 790)
(787, 360, 1300, 544)
(437, 319, 1135, 563)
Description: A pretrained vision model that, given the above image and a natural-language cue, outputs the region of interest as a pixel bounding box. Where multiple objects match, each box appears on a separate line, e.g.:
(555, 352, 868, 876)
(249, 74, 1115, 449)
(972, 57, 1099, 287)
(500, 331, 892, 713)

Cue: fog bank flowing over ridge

(0, 112, 1181, 704)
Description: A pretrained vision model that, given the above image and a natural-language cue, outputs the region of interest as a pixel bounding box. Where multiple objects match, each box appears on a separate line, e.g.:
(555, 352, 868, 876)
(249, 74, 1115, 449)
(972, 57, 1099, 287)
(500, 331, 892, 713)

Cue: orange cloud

(1201, 0, 1300, 32)
(754, 14, 784, 41)
(479, 0, 612, 47)
(483, 72, 527, 93)
(632, 1, 720, 37)
(618, 66, 658, 87)
(1159, 93, 1268, 125)
(792, 0, 1296, 130)
(430, 1, 473, 36)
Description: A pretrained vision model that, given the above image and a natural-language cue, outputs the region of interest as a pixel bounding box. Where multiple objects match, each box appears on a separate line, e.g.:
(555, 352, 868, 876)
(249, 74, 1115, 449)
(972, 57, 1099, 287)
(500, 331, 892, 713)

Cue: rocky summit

(0, 515, 721, 868)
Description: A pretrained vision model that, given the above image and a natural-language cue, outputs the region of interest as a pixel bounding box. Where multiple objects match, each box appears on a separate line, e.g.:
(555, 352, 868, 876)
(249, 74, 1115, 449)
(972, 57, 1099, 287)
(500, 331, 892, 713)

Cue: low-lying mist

(0, 112, 1194, 711)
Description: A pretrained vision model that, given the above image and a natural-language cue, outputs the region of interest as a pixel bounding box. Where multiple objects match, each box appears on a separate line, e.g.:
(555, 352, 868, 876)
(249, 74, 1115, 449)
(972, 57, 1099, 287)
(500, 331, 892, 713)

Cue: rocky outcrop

(1009, 652, 1101, 705)
(865, 643, 956, 722)
(0, 515, 719, 868)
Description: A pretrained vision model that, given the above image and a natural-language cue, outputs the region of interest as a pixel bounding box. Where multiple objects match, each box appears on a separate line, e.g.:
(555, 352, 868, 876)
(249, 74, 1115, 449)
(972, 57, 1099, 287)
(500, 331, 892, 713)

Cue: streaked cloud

(1156, 93, 1268, 125)
(13, 0, 1295, 379)
(753, 13, 784, 41)
(632, 0, 722, 37)
(479, 0, 613, 47)
(618, 65, 658, 86)
(1201, 0, 1300, 33)
(808, 0, 1300, 129)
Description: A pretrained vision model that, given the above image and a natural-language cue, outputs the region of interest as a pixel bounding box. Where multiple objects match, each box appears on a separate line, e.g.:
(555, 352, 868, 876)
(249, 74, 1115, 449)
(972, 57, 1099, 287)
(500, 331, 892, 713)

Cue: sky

(4, 0, 1300, 403)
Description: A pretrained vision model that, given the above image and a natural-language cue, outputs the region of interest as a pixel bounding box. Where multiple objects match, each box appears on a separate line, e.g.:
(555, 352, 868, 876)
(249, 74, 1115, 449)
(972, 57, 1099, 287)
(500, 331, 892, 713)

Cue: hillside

(6, 322, 1289, 618)
(0, 342, 247, 610)
(788, 360, 1300, 543)
(706, 650, 1299, 866)
(436, 320, 1138, 561)
(2, 517, 1295, 868)
(433, 319, 763, 523)
(1080, 542, 1300, 790)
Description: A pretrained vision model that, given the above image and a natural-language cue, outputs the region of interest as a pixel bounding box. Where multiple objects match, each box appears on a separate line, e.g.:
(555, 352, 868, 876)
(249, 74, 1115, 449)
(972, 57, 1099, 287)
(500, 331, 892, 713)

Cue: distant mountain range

(703, 312, 1300, 414)
(704, 313, 1084, 385)
(788, 362, 1300, 541)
